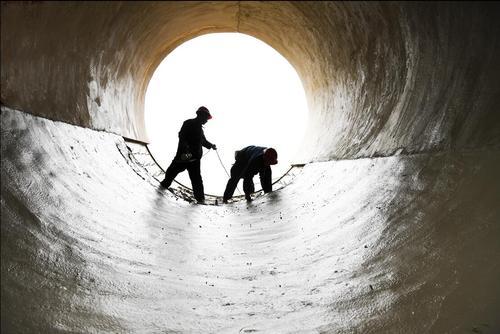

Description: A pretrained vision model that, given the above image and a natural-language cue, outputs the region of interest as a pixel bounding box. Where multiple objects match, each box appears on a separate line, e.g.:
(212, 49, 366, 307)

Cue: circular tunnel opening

(144, 33, 309, 196)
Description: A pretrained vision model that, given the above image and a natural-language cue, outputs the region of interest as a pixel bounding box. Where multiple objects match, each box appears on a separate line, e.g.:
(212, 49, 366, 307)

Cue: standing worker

(160, 106, 217, 204)
(222, 146, 278, 203)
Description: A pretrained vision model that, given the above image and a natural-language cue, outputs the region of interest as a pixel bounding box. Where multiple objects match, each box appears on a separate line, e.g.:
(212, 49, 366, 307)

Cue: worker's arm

(201, 131, 216, 150)
(259, 166, 272, 193)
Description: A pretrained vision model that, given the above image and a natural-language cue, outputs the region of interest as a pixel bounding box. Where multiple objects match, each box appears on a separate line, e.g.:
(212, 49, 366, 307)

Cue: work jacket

(234, 145, 272, 193)
(175, 118, 213, 161)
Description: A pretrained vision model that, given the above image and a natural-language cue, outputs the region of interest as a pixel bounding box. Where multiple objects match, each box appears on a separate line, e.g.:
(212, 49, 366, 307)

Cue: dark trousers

(223, 162, 254, 201)
(162, 159, 205, 202)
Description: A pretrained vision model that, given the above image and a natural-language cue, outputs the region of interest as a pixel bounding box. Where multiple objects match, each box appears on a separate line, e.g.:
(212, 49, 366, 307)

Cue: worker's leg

(223, 178, 239, 202)
(187, 160, 205, 203)
(161, 160, 186, 188)
(243, 176, 255, 201)
(223, 162, 243, 202)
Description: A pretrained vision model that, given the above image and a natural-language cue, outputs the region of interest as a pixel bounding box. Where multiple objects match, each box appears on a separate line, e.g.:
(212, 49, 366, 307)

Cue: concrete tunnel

(1, 1, 500, 333)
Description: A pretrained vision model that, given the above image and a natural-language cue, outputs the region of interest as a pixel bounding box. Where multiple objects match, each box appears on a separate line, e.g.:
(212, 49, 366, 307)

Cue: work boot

(160, 179, 169, 188)
(245, 194, 252, 202)
(195, 195, 205, 204)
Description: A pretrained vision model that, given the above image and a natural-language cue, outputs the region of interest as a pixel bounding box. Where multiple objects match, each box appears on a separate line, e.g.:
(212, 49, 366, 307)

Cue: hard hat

(264, 148, 278, 165)
(196, 106, 212, 119)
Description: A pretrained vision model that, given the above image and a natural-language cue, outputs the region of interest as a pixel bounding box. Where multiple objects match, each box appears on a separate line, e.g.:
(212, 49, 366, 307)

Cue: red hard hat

(264, 148, 278, 165)
(196, 106, 212, 119)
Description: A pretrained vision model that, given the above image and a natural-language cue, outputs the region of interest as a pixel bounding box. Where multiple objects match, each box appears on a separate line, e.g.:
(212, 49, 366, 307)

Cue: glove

(180, 153, 192, 161)
(211, 144, 217, 150)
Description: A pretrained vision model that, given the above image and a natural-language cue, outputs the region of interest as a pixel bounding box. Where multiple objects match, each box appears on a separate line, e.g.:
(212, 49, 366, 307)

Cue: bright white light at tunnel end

(145, 33, 309, 195)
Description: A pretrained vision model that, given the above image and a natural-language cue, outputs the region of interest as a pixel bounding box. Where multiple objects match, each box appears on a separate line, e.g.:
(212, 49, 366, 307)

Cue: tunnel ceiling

(1, 1, 499, 162)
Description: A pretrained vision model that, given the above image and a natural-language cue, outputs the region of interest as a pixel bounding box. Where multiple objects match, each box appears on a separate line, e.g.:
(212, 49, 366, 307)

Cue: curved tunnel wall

(1, 1, 500, 333)
(2, 2, 499, 160)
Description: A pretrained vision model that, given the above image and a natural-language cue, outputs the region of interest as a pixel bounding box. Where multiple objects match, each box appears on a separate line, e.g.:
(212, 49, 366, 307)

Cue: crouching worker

(222, 146, 278, 203)
(160, 106, 216, 204)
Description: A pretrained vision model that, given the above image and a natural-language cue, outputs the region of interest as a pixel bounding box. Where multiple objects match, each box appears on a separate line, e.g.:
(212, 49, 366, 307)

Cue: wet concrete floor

(2, 108, 499, 333)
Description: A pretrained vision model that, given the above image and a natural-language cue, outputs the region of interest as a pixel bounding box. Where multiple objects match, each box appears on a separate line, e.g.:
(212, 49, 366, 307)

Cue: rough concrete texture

(1, 1, 500, 333)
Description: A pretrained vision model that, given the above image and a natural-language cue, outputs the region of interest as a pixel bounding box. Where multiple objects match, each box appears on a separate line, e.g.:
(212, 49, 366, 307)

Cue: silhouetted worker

(222, 146, 278, 203)
(160, 106, 216, 203)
